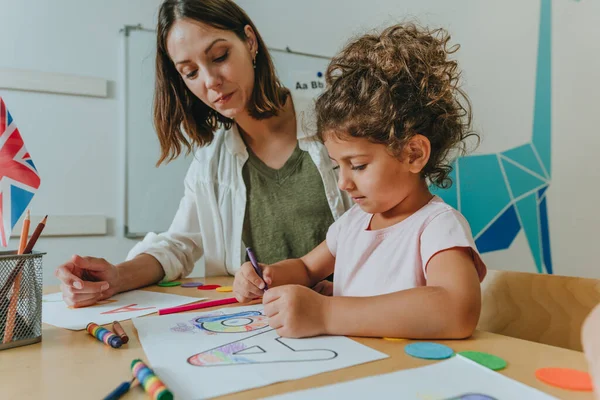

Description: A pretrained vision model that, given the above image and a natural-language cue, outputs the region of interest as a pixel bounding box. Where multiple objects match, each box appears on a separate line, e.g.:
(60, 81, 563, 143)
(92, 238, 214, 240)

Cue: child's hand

(233, 261, 267, 303)
(312, 280, 334, 296)
(261, 265, 280, 288)
(262, 285, 330, 338)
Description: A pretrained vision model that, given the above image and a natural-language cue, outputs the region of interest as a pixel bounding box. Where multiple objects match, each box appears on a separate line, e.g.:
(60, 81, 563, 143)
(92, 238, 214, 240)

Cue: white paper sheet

(42, 290, 202, 330)
(133, 304, 389, 399)
(264, 355, 558, 400)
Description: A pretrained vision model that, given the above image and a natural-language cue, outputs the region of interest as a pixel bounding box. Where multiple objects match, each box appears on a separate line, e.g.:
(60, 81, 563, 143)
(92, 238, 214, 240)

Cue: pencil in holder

(0, 250, 44, 350)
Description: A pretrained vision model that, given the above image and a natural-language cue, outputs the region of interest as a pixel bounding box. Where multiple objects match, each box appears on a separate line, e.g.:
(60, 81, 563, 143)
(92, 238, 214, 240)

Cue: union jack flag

(0, 96, 41, 247)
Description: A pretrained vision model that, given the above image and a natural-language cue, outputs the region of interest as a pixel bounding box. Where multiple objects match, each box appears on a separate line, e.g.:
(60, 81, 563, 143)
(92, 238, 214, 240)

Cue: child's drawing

(100, 303, 155, 314)
(133, 304, 389, 399)
(188, 331, 338, 366)
(41, 290, 199, 330)
(184, 310, 337, 366)
(171, 310, 270, 335)
(193, 310, 269, 333)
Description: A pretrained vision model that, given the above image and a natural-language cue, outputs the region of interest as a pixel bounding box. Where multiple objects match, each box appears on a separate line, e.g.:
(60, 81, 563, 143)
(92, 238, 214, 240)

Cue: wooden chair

(477, 269, 600, 351)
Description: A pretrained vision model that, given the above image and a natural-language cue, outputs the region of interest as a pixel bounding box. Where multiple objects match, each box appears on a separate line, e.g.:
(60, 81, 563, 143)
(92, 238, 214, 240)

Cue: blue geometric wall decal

(516, 193, 543, 273)
(502, 144, 548, 179)
(458, 155, 511, 237)
(501, 158, 548, 199)
(475, 206, 521, 253)
(539, 193, 553, 273)
(430, 161, 458, 210)
(429, 0, 554, 274)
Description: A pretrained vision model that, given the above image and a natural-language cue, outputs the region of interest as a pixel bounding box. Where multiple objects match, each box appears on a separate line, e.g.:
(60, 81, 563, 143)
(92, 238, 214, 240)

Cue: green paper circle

(158, 281, 182, 287)
(459, 351, 507, 370)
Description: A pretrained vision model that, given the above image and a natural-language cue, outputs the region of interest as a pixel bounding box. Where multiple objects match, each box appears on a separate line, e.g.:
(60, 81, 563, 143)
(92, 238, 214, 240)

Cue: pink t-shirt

(326, 196, 487, 297)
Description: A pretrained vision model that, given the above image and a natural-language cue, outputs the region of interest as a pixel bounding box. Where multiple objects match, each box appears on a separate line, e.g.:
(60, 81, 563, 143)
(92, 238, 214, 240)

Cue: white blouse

(126, 90, 352, 280)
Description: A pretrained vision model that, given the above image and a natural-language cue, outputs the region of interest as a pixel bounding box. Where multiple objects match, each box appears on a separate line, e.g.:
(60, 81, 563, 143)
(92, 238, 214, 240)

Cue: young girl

(233, 23, 487, 339)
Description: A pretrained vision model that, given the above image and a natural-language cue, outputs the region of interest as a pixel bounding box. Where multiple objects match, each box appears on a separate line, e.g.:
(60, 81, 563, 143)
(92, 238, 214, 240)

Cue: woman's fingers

(61, 285, 104, 308)
(54, 263, 83, 289)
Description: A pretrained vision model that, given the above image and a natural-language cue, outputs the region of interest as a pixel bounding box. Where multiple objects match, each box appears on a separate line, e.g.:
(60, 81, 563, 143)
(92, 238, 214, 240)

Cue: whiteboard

(123, 28, 329, 237)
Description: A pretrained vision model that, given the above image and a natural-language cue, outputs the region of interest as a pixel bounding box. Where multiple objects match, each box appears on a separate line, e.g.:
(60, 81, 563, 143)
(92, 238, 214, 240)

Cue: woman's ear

(406, 134, 431, 174)
(244, 25, 257, 53)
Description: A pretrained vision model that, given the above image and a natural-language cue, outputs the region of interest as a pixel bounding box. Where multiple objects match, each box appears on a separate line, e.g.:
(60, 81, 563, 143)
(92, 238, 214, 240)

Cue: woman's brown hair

(154, 0, 287, 165)
(315, 23, 478, 188)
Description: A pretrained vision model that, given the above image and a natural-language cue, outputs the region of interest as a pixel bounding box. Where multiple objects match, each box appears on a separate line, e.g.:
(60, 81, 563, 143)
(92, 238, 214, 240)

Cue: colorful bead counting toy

(131, 359, 173, 400)
(86, 322, 123, 349)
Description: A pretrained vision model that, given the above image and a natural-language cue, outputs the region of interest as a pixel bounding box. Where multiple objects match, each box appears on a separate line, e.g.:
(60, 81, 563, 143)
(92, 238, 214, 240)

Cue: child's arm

(263, 247, 481, 339)
(264, 241, 335, 288)
(325, 247, 481, 339)
(233, 241, 335, 303)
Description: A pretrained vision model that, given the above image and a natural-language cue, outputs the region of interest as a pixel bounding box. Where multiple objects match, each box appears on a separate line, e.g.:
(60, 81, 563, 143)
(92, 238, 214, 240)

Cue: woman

(54, 0, 351, 307)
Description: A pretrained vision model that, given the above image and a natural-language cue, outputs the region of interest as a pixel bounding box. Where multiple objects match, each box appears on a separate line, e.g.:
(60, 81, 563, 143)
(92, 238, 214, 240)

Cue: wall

(1, 0, 166, 284)
(236, 0, 600, 278)
(2, 0, 599, 283)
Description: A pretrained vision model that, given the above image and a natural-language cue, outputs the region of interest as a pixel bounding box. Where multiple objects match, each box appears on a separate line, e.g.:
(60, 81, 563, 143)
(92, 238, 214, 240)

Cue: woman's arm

(324, 248, 481, 338)
(113, 254, 165, 293)
(56, 162, 204, 307)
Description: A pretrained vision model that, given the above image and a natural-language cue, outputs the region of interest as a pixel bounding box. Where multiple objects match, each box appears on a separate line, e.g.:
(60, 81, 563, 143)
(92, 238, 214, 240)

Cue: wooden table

(2, 277, 594, 399)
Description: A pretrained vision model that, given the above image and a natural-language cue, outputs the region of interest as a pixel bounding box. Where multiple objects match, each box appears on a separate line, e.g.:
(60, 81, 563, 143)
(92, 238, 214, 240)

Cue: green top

(242, 143, 334, 265)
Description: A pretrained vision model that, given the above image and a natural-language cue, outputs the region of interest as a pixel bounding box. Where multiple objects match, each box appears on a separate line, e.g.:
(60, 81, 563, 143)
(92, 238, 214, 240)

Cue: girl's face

(167, 18, 257, 119)
(325, 134, 429, 218)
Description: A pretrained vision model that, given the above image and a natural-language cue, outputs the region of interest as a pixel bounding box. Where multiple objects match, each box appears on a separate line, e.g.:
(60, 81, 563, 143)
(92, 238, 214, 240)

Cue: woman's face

(167, 18, 256, 119)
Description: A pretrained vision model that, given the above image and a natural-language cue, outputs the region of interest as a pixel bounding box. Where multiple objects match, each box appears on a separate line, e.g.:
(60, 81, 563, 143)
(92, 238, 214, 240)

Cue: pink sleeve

(326, 206, 356, 257)
(420, 210, 487, 281)
(325, 216, 343, 257)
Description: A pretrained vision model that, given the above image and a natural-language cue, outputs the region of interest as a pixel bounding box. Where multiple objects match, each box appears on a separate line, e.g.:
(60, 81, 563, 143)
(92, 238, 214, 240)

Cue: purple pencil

(246, 247, 268, 290)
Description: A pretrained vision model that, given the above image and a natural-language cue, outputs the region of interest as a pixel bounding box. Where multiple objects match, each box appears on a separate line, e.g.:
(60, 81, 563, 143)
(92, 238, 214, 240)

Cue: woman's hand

(54, 255, 120, 308)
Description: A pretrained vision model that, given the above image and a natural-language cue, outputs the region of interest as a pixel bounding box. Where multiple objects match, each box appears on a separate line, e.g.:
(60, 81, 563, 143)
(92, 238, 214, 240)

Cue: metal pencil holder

(0, 250, 44, 350)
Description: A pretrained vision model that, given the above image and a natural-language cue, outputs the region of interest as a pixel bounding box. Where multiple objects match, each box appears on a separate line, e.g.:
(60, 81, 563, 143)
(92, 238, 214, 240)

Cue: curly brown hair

(154, 0, 288, 165)
(315, 23, 478, 188)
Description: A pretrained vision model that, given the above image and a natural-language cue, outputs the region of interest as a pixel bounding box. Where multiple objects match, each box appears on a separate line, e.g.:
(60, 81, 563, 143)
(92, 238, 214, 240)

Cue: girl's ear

(406, 134, 431, 174)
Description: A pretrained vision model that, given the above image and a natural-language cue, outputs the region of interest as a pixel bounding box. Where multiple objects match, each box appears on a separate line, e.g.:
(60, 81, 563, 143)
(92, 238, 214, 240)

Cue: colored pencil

(158, 297, 238, 315)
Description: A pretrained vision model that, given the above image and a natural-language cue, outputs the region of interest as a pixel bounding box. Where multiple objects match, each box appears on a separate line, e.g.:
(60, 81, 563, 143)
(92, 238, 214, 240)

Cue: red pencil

(158, 297, 238, 315)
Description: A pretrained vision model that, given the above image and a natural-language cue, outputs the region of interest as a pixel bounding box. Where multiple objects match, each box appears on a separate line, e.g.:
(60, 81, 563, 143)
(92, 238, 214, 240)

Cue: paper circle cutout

(158, 281, 181, 287)
(181, 282, 204, 288)
(459, 351, 507, 371)
(535, 367, 593, 391)
(197, 284, 222, 290)
(404, 342, 454, 360)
